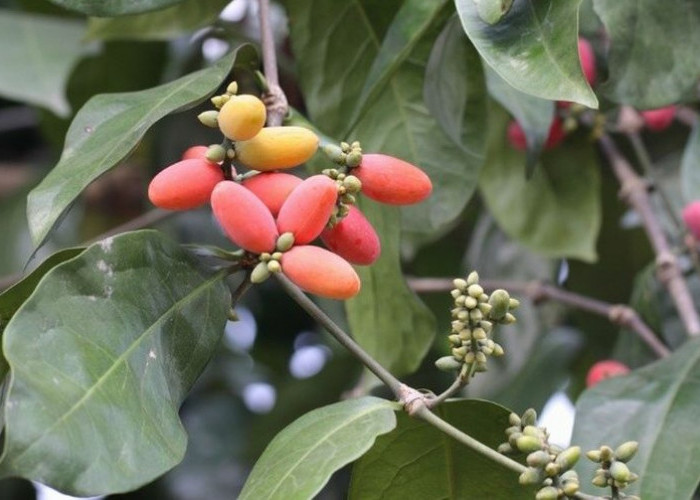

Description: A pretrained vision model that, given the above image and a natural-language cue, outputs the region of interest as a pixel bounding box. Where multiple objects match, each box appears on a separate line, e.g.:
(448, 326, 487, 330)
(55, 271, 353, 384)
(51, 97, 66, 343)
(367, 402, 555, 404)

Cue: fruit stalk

(258, 0, 288, 126)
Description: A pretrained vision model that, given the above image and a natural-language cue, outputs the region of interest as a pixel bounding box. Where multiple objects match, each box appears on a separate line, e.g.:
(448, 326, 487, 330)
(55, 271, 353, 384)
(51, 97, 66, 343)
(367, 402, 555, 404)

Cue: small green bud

(206, 144, 226, 163)
(614, 441, 639, 463)
(227, 148, 236, 159)
(549, 444, 563, 455)
(448, 334, 462, 345)
(522, 425, 542, 438)
(467, 284, 484, 298)
(508, 413, 521, 427)
(488, 289, 511, 319)
(480, 345, 494, 356)
(276, 232, 295, 251)
(469, 309, 483, 322)
(544, 462, 560, 477)
(521, 408, 537, 426)
(323, 144, 345, 164)
(478, 302, 492, 315)
(250, 262, 271, 283)
(508, 432, 522, 447)
(454, 295, 466, 306)
(452, 346, 468, 359)
(475, 351, 487, 364)
(610, 461, 630, 483)
(626, 497, 641, 500)
(466, 271, 479, 286)
(453, 278, 468, 291)
(198, 110, 219, 127)
(509, 297, 520, 310)
(267, 260, 282, 273)
(519, 467, 542, 485)
(457, 310, 469, 321)
(505, 425, 521, 436)
(345, 151, 363, 168)
(527, 450, 551, 467)
(340, 141, 351, 152)
(464, 296, 478, 309)
(225, 81, 239, 95)
(502, 312, 517, 324)
(628, 472, 639, 484)
(450, 289, 461, 299)
(271, 251, 283, 260)
(458, 329, 472, 341)
(599, 446, 614, 462)
(586, 449, 602, 462)
(478, 292, 489, 302)
(497, 442, 514, 454)
(516, 435, 543, 453)
(492, 343, 505, 356)
(464, 351, 476, 364)
(475, 361, 488, 372)
(343, 175, 362, 193)
(341, 193, 356, 205)
(451, 320, 465, 332)
(472, 327, 487, 340)
(210, 95, 225, 108)
(435, 356, 462, 372)
(562, 481, 579, 496)
(480, 320, 493, 333)
(560, 470, 578, 482)
(555, 446, 581, 471)
(591, 472, 608, 488)
(260, 252, 271, 261)
(535, 486, 558, 500)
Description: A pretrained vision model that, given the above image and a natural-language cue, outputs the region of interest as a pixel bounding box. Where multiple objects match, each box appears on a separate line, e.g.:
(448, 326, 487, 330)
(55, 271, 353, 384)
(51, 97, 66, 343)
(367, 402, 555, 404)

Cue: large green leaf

(349, 400, 531, 499)
(27, 45, 258, 251)
(424, 15, 488, 157)
(86, 0, 230, 41)
(572, 338, 700, 499)
(0, 230, 230, 496)
(47, 0, 187, 17)
(0, 10, 87, 117)
(346, 201, 436, 376)
(593, 0, 700, 108)
(455, 0, 597, 108)
(239, 397, 397, 500)
(681, 123, 700, 203)
(479, 104, 601, 262)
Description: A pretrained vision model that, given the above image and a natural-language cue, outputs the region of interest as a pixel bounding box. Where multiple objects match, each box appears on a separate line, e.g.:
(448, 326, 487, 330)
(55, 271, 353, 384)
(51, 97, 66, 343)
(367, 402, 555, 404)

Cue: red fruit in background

(181, 145, 209, 161)
(641, 106, 676, 131)
(210, 181, 278, 254)
(148, 158, 224, 210)
(586, 360, 630, 388)
(353, 154, 432, 205)
(281, 245, 361, 300)
(277, 175, 338, 244)
(507, 118, 565, 151)
(242, 172, 303, 216)
(321, 206, 381, 265)
(578, 38, 596, 86)
(682, 201, 700, 239)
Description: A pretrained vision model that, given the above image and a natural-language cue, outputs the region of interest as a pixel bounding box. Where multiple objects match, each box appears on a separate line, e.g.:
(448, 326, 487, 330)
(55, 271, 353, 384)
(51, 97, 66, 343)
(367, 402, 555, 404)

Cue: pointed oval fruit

(235, 126, 319, 171)
(210, 181, 278, 254)
(641, 105, 676, 132)
(218, 94, 267, 141)
(585, 360, 630, 388)
(682, 200, 700, 239)
(277, 175, 338, 244)
(578, 37, 596, 86)
(507, 118, 565, 151)
(148, 158, 224, 210)
(353, 154, 432, 205)
(181, 145, 209, 160)
(321, 206, 380, 265)
(242, 172, 303, 216)
(281, 245, 360, 300)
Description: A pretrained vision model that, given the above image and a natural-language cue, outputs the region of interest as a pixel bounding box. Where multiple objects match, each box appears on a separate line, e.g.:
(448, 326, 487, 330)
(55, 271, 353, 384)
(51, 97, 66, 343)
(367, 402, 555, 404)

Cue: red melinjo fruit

(242, 172, 303, 216)
(181, 145, 209, 161)
(507, 117, 565, 151)
(321, 206, 380, 265)
(281, 245, 361, 299)
(276, 175, 338, 244)
(641, 106, 676, 132)
(586, 360, 630, 388)
(148, 158, 224, 210)
(353, 153, 432, 205)
(682, 201, 700, 239)
(578, 37, 596, 86)
(210, 181, 279, 254)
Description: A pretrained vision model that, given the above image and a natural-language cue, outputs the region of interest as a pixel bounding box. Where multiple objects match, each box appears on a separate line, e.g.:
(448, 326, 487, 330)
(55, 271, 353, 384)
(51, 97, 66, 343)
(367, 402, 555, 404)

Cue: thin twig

(676, 106, 698, 128)
(408, 277, 671, 358)
(599, 133, 700, 337)
(257, 0, 288, 126)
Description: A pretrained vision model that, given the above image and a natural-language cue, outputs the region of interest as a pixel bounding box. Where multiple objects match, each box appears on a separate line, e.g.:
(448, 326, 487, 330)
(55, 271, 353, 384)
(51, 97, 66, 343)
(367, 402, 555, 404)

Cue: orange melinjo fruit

(276, 175, 338, 244)
(321, 206, 380, 265)
(235, 126, 319, 171)
(181, 145, 209, 160)
(148, 158, 224, 210)
(281, 245, 361, 300)
(218, 94, 267, 141)
(210, 181, 278, 254)
(242, 172, 303, 216)
(353, 153, 432, 205)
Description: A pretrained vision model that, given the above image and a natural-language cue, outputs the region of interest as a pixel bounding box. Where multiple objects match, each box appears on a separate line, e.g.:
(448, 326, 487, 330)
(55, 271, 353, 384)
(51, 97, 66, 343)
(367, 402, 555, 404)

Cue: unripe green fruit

(276, 232, 296, 252)
(610, 461, 630, 482)
(614, 441, 639, 463)
(556, 446, 581, 470)
(206, 144, 226, 163)
(250, 262, 271, 283)
(516, 435, 543, 453)
(435, 356, 462, 372)
(488, 289, 511, 319)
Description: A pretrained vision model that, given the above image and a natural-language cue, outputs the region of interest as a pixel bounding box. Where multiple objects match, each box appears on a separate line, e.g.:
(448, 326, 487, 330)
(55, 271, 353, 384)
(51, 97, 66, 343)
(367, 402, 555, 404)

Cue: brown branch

(598, 133, 700, 337)
(408, 277, 671, 358)
(676, 106, 698, 128)
(258, 0, 288, 127)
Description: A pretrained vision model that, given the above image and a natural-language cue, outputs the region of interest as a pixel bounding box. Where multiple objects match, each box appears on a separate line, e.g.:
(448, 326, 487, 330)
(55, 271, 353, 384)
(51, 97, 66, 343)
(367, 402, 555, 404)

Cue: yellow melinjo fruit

(217, 94, 267, 141)
(235, 126, 319, 171)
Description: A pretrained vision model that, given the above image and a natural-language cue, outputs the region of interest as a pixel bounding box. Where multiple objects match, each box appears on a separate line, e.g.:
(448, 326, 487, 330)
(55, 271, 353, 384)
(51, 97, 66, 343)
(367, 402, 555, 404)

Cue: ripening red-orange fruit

(181, 145, 209, 161)
(148, 158, 224, 210)
(242, 172, 303, 216)
(281, 245, 361, 300)
(586, 360, 630, 388)
(353, 154, 432, 205)
(507, 117, 565, 151)
(277, 175, 338, 244)
(641, 106, 676, 132)
(218, 94, 267, 141)
(210, 181, 278, 253)
(235, 126, 319, 171)
(578, 37, 596, 86)
(682, 201, 700, 239)
(321, 206, 380, 265)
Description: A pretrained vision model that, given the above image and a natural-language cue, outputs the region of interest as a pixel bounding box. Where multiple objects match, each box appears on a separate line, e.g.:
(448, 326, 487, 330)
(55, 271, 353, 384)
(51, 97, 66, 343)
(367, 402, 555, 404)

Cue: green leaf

(474, 0, 514, 25)
(485, 66, 554, 176)
(0, 230, 230, 496)
(0, 10, 88, 117)
(344, 0, 451, 134)
(27, 45, 258, 251)
(346, 201, 436, 376)
(47, 0, 188, 17)
(239, 397, 397, 500)
(455, 0, 598, 108)
(479, 104, 601, 262)
(593, 0, 700, 108)
(681, 123, 700, 203)
(86, 0, 230, 41)
(572, 338, 700, 499)
(349, 400, 531, 499)
(424, 15, 488, 158)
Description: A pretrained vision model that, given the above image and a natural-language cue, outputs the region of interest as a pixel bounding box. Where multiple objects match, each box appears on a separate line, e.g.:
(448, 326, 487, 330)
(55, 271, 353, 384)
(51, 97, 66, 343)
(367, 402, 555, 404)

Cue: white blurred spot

(202, 38, 230, 62)
(289, 345, 330, 379)
(556, 259, 569, 285)
(539, 391, 575, 447)
(35, 482, 103, 500)
(621, 208, 642, 229)
(224, 306, 257, 351)
(242, 382, 276, 414)
(220, 0, 247, 22)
